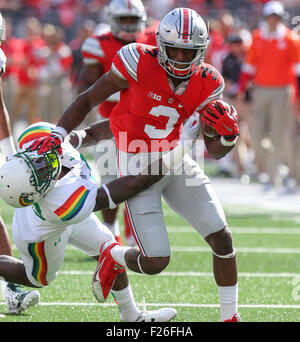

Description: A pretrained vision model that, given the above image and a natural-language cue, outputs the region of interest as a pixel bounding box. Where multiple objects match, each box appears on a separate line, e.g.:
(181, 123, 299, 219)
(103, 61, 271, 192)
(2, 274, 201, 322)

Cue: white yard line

(11, 244, 300, 254)
(172, 246, 300, 253)
(6, 224, 300, 235)
(168, 226, 300, 234)
(0, 302, 299, 309)
(57, 270, 300, 278)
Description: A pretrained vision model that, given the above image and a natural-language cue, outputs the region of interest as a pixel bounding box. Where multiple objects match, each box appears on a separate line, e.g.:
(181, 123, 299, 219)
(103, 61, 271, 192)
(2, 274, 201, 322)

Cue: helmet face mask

(19, 150, 61, 195)
(0, 150, 61, 208)
(106, 0, 147, 42)
(156, 8, 210, 79)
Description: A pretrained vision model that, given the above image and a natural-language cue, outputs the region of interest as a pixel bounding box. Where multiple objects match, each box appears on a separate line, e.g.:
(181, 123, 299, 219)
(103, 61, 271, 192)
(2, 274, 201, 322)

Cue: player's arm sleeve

(111, 43, 141, 82)
(196, 66, 225, 110)
(81, 36, 105, 65)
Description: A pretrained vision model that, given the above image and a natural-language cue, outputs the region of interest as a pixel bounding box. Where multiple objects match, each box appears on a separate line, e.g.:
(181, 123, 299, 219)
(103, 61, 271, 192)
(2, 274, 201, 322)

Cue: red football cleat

(224, 313, 241, 322)
(92, 240, 125, 303)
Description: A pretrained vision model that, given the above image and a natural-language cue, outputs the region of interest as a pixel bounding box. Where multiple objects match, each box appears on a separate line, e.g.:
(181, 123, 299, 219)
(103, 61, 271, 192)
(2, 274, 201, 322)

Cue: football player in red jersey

(79, 0, 152, 246)
(29, 8, 241, 322)
(0, 12, 40, 314)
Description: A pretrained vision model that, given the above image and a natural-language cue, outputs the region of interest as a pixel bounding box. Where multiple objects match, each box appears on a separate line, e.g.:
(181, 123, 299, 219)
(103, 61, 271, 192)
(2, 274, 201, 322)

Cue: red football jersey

(81, 31, 124, 118)
(81, 30, 157, 118)
(110, 43, 224, 153)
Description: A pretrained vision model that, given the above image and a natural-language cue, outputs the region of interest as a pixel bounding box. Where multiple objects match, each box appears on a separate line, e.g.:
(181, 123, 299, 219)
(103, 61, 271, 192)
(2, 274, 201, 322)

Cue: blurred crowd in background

(0, 0, 300, 193)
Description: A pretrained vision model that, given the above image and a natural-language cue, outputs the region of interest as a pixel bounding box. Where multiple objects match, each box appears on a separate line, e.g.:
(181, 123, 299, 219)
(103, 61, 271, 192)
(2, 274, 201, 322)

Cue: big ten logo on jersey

(148, 91, 161, 102)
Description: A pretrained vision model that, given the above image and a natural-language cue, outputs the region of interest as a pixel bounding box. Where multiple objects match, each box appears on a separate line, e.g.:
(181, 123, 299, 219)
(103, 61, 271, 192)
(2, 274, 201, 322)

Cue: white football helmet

(262, 1, 285, 18)
(156, 8, 209, 79)
(106, 0, 147, 42)
(0, 150, 61, 208)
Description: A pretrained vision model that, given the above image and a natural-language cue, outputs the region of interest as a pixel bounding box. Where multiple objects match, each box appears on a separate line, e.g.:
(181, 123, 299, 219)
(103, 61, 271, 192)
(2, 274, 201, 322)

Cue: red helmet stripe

(127, 0, 132, 10)
(182, 8, 190, 40)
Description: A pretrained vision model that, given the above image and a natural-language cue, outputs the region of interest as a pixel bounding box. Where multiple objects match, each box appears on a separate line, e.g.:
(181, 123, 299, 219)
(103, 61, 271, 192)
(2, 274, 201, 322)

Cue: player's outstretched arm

(94, 174, 163, 212)
(29, 70, 128, 154)
(59, 69, 128, 134)
(67, 119, 113, 149)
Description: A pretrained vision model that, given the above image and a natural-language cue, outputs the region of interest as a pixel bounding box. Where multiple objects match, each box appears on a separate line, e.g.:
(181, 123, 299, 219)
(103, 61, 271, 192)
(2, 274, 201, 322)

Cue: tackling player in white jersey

(0, 12, 40, 314)
(0, 116, 200, 321)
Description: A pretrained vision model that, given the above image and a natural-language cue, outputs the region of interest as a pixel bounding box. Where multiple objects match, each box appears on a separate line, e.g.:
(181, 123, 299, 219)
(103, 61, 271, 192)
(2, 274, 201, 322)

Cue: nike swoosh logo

(222, 123, 233, 132)
(93, 257, 106, 282)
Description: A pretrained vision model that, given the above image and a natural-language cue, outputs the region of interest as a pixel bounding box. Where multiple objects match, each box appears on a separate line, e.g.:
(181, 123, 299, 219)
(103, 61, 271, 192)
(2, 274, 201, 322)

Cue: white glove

(179, 112, 200, 145)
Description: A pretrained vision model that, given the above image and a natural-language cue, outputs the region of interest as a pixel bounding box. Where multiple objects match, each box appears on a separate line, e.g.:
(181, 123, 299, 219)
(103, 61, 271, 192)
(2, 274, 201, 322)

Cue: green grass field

(1, 180, 300, 323)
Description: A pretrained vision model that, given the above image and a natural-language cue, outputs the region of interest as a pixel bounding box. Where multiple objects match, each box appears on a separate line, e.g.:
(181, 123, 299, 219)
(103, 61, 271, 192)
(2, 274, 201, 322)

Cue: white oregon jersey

(14, 122, 98, 242)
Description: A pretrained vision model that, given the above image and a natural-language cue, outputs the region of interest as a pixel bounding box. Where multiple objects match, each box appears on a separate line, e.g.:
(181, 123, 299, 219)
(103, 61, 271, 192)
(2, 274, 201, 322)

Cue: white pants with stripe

(12, 212, 114, 287)
(117, 150, 228, 257)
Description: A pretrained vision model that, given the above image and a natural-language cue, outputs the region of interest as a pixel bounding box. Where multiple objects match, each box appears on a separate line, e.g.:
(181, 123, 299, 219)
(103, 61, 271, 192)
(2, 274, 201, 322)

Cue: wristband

(71, 130, 83, 149)
(53, 126, 68, 142)
(0, 136, 16, 157)
(101, 184, 117, 209)
(220, 136, 238, 146)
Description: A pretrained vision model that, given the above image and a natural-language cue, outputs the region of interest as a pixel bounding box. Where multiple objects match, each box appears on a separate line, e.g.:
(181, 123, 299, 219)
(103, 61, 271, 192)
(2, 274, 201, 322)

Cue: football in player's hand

(202, 122, 219, 138)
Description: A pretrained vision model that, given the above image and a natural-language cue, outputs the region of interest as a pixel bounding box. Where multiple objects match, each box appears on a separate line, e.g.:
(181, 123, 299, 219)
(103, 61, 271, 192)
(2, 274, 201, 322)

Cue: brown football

(203, 124, 219, 138)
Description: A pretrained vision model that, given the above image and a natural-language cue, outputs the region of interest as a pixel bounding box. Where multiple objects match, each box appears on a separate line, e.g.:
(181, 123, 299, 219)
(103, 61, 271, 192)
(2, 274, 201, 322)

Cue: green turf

(1, 191, 300, 322)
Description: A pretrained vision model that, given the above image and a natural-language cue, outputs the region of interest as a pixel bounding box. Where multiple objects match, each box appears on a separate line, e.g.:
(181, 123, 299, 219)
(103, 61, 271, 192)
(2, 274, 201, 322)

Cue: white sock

(1, 279, 7, 298)
(218, 283, 238, 321)
(111, 285, 140, 322)
(110, 244, 130, 267)
(104, 220, 120, 237)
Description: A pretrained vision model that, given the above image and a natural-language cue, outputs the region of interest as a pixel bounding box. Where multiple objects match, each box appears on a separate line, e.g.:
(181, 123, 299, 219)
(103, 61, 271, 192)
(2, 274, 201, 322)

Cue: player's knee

(205, 227, 234, 256)
(140, 256, 170, 275)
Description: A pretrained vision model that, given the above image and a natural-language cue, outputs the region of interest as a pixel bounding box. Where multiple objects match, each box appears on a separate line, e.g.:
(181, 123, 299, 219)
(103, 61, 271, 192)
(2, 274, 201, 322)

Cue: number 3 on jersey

(144, 105, 180, 139)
